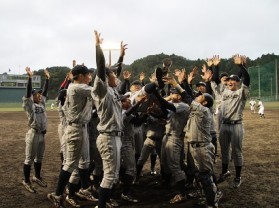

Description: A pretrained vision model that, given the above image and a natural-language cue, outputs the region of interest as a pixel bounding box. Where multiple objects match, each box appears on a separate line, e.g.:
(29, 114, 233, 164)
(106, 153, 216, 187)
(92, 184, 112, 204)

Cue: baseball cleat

(65, 195, 80, 207)
(76, 188, 98, 202)
(232, 177, 242, 188)
(121, 193, 139, 203)
(47, 192, 64, 208)
(31, 176, 47, 187)
(22, 180, 36, 193)
(216, 171, 231, 184)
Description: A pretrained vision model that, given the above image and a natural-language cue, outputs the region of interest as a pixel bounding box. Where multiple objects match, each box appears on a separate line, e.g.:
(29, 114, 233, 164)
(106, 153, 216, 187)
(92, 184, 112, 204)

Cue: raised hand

(201, 69, 213, 82)
(123, 70, 131, 80)
(44, 68, 50, 79)
(139, 72, 145, 81)
(25, 67, 33, 77)
(213, 55, 221, 66)
(176, 68, 186, 84)
(206, 58, 214, 67)
(120, 41, 128, 57)
(233, 54, 244, 65)
(162, 76, 178, 87)
(94, 30, 103, 46)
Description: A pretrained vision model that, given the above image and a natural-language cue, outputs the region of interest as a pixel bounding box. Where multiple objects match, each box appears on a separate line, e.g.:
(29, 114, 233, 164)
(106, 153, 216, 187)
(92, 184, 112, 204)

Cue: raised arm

(212, 55, 221, 85)
(42, 69, 50, 97)
(119, 70, 131, 94)
(25, 67, 33, 98)
(115, 41, 128, 77)
(94, 30, 106, 82)
(233, 54, 250, 87)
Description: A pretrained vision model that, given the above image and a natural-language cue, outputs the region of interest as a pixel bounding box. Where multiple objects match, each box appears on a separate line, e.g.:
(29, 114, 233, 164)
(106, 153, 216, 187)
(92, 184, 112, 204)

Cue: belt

(190, 142, 209, 148)
(68, 123, 86, 127)
(32, 128, 47, 134)
(100, 131, 124, 137)
(222, 120, 242, 125)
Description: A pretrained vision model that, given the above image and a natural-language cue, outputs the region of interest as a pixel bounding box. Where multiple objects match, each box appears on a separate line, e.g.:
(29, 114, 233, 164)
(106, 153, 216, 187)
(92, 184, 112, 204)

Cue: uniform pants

(190, 143, 217, 206)
(121, 137, 136, 177)
(219, 123, 244, 166)
(24, 128, 45, 165)
(161, 134, 185, 184)
(97, 134, 122, 189)
(137, 137, 162, 167)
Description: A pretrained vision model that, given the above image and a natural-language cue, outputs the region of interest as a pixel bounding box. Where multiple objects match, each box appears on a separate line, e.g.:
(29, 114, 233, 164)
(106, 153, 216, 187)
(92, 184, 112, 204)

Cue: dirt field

(0, 109, 278, 208)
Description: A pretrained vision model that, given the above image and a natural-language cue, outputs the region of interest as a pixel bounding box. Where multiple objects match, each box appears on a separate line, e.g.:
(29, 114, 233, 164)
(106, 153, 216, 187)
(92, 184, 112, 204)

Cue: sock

(34, 162, 42, 178)
(235, 166, 242, 178)
(136, 164, 143, 178)
(222, 164, 229, 174)
(68, 182, 80, 198)
(150, 154, 157, 170)
(79, 168, 89, 189)
(135, 153, 140, 164)
(176, 179, 186, 196)
(23, 164, 31, 183)
(59, 153, 64, 163)
(55, 169, 71, 196)
(98, 187, 111, 208)
(122, 174, 134, 195)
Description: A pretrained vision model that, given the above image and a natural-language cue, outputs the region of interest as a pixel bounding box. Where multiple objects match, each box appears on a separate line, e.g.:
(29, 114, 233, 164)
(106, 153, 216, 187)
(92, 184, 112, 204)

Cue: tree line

(33, 53, 278, 99)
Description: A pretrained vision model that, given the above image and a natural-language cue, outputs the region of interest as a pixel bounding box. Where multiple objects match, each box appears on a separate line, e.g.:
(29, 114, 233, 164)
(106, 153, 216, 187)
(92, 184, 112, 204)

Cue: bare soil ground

(0, 109, 278, 208)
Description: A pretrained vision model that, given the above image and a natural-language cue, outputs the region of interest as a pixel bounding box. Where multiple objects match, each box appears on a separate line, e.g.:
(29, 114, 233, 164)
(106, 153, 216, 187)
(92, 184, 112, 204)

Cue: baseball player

(119, 94, 148, 203)
(169, 74, 223, 208)
(257, 99, 265, 118)
(22, 67, 50, 193)
(249, 98, 256, 114)
(217, 55, 250, 188)
(47, 64, 96, 208)
(154, 84, 190, 204)
(91, 30, 127, 208)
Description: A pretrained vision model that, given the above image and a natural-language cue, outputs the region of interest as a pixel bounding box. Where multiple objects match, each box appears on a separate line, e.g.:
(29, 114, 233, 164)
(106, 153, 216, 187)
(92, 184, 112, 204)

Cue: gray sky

(0, 0, 278, 74)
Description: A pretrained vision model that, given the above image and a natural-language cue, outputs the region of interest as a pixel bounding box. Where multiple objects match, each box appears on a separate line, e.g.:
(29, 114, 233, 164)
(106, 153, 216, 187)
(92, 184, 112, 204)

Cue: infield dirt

(0, 109, 278, 208)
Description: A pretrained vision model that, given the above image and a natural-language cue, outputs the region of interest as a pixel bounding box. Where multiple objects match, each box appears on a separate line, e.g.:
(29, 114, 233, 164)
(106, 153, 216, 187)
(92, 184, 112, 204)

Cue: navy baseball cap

(32, 89, 42, 95)
(219, 72, 229, 79)
(227, 74, 240, 82)
(106, 62, 121, 75)
(131, 80, 142, 86)
(203, 93, 214, 108)
(71, 65, 90, 76)
(196, 82, 206, 87)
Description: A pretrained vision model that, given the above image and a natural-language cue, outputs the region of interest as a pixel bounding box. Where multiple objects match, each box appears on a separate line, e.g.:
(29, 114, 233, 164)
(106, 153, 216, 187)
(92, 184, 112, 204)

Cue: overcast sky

(0, 0, 278, 74)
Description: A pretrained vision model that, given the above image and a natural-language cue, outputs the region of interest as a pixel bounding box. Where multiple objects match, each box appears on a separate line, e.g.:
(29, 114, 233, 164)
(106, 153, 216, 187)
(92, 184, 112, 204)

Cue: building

(0, 73, 41, 102)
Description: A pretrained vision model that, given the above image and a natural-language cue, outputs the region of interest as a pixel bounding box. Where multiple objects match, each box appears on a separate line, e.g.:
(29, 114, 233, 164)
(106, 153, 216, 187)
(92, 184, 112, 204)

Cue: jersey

(63, 83, 93, 124)
(22, 96, 47, 132)
(184, 101, 212, 143)
(92, 75, 123, 132)
(220, 84, 249, 121)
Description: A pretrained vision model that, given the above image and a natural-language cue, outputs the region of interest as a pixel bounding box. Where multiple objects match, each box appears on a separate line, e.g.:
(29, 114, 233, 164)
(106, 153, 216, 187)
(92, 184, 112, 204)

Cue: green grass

(0, 101, 56, 112)
(0, 101, 278, 112)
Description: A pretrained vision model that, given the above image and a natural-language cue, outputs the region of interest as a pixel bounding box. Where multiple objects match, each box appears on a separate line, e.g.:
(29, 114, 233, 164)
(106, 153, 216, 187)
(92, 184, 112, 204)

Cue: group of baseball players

(21, 30, 251, 208)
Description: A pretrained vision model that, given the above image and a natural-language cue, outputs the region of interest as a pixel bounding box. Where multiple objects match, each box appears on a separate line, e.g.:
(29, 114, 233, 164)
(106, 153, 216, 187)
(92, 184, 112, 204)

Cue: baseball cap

(32, 89, 42, 95)
(131, 80, 142, 86)
(71, 65, 90, 76)
(196, 82, 206, 87)
(203, 93, 214, 108)
(219, 72, 229, 79)
(106, 62, 121, 75)
(227, 74, 240, 82)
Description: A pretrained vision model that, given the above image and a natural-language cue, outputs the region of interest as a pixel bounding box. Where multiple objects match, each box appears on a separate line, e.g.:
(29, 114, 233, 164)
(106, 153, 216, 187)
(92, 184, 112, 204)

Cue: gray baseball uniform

(219, 83, 249, 166)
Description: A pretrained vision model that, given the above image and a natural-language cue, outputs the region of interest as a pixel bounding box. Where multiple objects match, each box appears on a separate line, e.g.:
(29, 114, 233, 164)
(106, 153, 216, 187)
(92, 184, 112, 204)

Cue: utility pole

(270, 77, 273, 96)
(275, 59, 278, 100)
